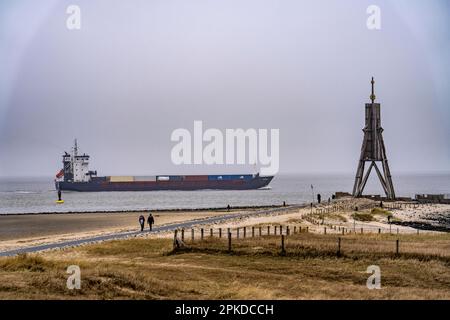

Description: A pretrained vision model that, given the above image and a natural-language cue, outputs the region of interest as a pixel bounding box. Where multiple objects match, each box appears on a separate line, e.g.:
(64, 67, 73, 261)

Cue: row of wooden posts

(173, 226, 402, 255)
(322, 225, 420, 236)
(174, 225, 310, 244)
(173, 227, 300, 254)
(304, 213, 420, 235)
(313, 201, 433, 215)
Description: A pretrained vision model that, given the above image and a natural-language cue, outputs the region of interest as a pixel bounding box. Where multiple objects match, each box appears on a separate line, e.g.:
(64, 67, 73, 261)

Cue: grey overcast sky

(0, 0, 449, 177)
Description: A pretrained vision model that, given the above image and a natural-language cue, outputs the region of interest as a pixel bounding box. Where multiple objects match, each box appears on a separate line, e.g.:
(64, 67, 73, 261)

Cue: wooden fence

(172, 223, 429, 256)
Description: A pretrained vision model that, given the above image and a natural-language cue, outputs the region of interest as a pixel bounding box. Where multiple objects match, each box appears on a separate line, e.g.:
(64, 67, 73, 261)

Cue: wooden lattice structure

(352, 78, 395, 199)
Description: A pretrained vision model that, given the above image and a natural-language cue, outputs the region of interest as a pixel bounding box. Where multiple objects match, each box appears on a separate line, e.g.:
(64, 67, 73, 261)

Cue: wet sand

(1, 201, 448, 253)
(0, 210, 235, 247)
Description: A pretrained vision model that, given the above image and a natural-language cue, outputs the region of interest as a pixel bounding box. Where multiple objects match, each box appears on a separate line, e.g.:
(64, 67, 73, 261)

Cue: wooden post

(306, 226, 309, 233)
(280, 225, 283, 235)
(286, 226, 290, 236)
(324, 227, 327, 234)
(252, 226, 255, 238)
(267, 226, 270, 235)
(299, 226, 302, 233)
(181, 229, 185, 241)
(281, 235, 286, 255)
(201, 228, 204, 240)
(237, 228, 240, 239)
(361, 227, 363, 234)
(337, 237, 341, 256)
(342, 228, 344, 235)
(219, 228, 222, 238)
(396, 239, 399, 255)
(210, 228, 213, 237)
(191, 229, 194, 242)
(173, 230, 178, 249)
(243, 227, 246, 238)
(293, 226, 297, 234)
(228, 232, 232, 252)
(259, 227, 262, 236)
(378, 228, 381, 234)
(274, 226, 278, 235)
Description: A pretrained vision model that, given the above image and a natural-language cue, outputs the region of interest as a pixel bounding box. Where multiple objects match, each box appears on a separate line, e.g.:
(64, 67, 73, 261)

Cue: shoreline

(0, 206, 302, 254)
(0, 204, 286, 216)
(1, 199, 449, 255)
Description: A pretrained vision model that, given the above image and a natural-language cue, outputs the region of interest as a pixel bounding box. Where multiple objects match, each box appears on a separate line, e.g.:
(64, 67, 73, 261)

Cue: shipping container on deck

(133, 176, 157, 182)
(184, 175, 209, 181)
(92, 176, 108, 182)
(169, 175, 183, 181)
(208, 174, 253, 181)
(110, 176, 134, 182)
(208, 175, 223, 181)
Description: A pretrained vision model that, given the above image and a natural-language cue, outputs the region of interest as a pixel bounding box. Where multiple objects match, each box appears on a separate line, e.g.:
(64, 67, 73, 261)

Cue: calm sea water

(0, 174, 449, 214)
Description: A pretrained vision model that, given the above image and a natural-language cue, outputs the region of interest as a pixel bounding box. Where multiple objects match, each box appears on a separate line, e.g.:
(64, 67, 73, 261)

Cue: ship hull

(56, 176, 273, 192)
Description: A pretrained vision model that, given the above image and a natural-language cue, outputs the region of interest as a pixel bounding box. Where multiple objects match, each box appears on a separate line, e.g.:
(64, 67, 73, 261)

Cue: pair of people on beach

(139, 213, 154, 232)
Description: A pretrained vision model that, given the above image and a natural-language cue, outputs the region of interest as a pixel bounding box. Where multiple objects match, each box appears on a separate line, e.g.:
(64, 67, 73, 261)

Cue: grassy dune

(0, 232, 449, 299)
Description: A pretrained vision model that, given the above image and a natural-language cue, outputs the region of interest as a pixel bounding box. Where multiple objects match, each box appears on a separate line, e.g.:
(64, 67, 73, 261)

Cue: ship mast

(73, 139, 78, 157)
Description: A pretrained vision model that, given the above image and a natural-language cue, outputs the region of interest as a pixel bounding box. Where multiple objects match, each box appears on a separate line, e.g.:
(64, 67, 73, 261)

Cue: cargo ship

(55, 140, 274, 192)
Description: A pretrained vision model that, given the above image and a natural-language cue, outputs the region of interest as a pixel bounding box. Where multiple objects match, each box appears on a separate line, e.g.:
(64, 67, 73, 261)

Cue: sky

(0, 0, 449, 177)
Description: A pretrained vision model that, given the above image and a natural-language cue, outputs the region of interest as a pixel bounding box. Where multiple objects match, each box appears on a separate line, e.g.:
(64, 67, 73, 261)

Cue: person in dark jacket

(147, 213, 154, 231)
(139, 215, 145, 232)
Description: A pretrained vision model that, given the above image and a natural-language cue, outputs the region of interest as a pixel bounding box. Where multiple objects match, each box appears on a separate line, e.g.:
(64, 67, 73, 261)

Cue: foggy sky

(0, 0, 449, 177)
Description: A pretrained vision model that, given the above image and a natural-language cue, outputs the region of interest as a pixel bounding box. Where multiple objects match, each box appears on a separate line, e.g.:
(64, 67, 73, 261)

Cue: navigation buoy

(56, 189, 64, 204)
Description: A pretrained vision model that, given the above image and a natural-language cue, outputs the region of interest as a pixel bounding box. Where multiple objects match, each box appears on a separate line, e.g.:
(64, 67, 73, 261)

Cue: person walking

(147, 213, 155, 231)
(139, 215, 145, 232)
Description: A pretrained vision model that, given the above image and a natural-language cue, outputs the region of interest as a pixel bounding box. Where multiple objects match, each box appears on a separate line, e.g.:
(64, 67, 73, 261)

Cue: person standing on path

(147, 213, 155, 231)
(139, 215, 145, 232)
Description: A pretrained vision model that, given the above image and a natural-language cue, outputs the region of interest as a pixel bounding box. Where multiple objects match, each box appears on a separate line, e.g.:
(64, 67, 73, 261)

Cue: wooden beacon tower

(352, 77, 395, 199)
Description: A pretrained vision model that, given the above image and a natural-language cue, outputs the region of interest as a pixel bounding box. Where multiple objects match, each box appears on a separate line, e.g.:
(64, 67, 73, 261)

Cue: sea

(0, 173, 449, 214)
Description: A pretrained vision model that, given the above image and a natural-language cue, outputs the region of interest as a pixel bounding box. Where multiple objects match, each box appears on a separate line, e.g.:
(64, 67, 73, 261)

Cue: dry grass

(371, 207, 392, 217)
(352, 212, 375, 222)
(0, 232, 449, 300)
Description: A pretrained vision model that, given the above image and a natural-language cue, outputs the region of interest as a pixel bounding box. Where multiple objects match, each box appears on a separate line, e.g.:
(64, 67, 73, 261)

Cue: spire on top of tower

(370, 77, 376, 103)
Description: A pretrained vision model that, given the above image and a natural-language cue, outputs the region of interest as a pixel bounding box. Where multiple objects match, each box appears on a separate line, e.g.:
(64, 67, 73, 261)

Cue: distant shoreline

(0, 204, 289, 216)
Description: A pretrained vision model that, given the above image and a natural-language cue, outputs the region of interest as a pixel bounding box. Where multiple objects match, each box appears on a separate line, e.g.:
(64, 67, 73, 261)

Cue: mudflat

(0, 210, 233, 242)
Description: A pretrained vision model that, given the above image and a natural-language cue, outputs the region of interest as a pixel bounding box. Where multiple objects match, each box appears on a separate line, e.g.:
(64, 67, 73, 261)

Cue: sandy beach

(0, 209, 245, 252)
(1, 199, 449, 300)
(1, 199, 448, 254)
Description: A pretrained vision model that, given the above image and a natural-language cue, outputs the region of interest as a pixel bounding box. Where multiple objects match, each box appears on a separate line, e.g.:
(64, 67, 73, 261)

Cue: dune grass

(371, 207, 392, 217)
(0, 232, 449, 300)
(352, 212, 375, 222)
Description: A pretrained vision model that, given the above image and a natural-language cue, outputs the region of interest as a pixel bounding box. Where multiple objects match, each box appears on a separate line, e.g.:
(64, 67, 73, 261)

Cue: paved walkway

(0, 205, 302, 257)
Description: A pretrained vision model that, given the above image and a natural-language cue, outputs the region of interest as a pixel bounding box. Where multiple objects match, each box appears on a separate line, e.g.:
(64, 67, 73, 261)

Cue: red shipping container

(184, 175, 209, 181)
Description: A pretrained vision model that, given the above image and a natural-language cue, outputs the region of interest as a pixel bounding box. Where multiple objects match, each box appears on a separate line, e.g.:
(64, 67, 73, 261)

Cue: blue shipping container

(208, 174, 253, 181)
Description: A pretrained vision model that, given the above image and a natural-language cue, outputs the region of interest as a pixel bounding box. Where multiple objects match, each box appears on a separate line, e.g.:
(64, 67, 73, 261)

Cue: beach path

(0, 206, 299, 257)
